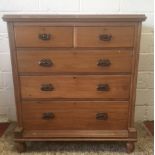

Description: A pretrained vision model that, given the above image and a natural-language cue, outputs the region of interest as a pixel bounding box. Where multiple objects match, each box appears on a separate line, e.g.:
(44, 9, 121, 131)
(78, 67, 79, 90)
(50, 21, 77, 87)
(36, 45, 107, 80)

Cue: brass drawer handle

(96, 112, 108, 120)
(99, 34, 112, 41)
(38, 59, 53, 67)
(97, 84, 109, 91)
(42, 112, 55, 120)
(39, 33, 51, 41)
(97, 59, 111, 67)
(41, 84, 54, 91)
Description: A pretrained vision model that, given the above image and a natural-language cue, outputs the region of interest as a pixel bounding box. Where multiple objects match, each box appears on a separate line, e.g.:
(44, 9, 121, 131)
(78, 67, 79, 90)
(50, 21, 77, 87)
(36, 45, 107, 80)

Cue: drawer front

(75, 26, 134, 47)
(20, 75, 130, 99)
(22, 101, 128, 130)
(17, 49, 132, 73)
(14, 26, 73, 47)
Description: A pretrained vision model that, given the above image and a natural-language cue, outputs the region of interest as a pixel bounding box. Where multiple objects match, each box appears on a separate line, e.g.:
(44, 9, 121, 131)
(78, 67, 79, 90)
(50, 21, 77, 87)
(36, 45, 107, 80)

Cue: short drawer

(14, 26, 73, 47)
(20, 75, 130, 99)
(75, 26, 134, 47)
(17, 49, 132, 73)
(22, 101, 128, 130)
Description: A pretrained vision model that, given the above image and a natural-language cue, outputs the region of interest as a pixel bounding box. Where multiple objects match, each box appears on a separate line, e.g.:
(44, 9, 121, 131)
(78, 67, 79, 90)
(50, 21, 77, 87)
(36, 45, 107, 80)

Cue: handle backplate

(38, 59, 53, 67)
(97, 59, 111, 67)
(99, 34, 112, 41)
(42, 112, 55, 120)
(39, 33, 51, 41)
(96, 112, 108, 120)
(97, 84, 109, 91)
(41, 84, 54, 91)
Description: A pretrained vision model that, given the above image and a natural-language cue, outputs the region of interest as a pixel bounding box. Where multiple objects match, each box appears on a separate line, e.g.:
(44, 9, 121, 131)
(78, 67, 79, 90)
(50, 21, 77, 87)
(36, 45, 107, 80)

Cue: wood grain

(128, 23, 142, 127)
(6, 23, 23, 126)
(20, 75, 131, 99)
(17, 49, 132, 73)
(23, 130, 129, 138)
(22, 101, 128, 130)
(75, 26, 135, 47)
(14, 26, 73, 47)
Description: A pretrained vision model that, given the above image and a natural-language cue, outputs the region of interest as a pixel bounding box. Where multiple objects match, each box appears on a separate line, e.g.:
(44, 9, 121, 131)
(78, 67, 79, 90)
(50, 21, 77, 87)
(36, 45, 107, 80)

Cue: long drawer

(14, 26, 73, 47)
(17, 49, 132, 73)
(75, 26, 135, 47)
(22, 101, 128, 130)
(20, 75, 130, 99)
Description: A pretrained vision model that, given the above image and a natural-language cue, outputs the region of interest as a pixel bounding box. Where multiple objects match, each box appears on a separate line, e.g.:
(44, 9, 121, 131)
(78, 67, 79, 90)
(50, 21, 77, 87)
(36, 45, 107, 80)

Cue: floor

(143, 121, 154, 136)
(0, 123, 10, 137)
(0, 122, 153, 155)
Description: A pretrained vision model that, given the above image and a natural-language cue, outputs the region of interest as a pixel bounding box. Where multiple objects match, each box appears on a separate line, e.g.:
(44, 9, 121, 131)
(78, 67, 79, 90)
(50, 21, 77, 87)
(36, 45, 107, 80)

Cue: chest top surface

(3, 14, 146, 22)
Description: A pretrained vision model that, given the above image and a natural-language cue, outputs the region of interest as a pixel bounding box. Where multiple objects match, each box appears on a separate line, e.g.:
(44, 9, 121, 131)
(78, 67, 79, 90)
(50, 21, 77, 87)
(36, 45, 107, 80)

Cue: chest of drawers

(3, 14, 146, 153)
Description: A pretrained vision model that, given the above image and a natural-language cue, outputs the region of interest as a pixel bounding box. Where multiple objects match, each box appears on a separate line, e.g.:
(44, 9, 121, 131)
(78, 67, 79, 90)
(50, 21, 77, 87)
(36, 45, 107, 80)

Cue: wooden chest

(3, 14, 146, 153)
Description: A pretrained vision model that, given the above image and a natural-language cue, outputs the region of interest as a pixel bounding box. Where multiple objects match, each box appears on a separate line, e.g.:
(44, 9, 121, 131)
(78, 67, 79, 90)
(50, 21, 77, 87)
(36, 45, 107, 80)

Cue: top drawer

(14, 26, 73, 47)
(75, 26, 135, 48)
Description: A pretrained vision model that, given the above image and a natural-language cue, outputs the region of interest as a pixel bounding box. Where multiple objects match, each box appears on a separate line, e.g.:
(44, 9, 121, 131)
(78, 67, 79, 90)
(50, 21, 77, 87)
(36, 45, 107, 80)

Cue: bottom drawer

(22, 101, 129, 130)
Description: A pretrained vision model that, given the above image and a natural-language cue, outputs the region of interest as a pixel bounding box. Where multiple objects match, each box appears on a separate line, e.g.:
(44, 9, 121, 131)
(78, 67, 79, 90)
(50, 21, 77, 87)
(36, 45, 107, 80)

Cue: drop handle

(38, 59, 53, 67)
(41, 84, 54, 91)
(39, 33, 51, 41)
(96, 112, 108, 120)
(97, 84, 109, 91)
(99, 34, 112, 41)
(97, 59, 111, 67)
(42, 112, 55, 120)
